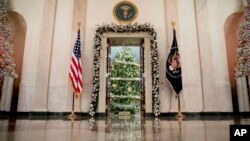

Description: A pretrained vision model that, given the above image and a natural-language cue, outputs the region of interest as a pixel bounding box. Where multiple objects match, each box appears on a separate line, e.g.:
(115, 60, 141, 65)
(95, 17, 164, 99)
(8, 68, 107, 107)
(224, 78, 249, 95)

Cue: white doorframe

(97, 32, 153, 114)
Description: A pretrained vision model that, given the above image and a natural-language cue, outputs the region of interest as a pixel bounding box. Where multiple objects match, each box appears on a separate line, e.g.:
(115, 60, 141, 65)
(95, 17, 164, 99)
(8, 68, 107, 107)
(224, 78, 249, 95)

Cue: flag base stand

(176, 95, 184, 120)
(176, 111, 183, 121)
(176, 111, 183, 118)
(67, 93, 77, 120)
(68, 111, 77, 120)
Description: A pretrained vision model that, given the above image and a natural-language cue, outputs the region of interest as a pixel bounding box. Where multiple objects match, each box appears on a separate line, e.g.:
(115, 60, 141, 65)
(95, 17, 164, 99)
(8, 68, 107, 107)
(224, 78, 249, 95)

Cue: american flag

(69, 30, 83, 95)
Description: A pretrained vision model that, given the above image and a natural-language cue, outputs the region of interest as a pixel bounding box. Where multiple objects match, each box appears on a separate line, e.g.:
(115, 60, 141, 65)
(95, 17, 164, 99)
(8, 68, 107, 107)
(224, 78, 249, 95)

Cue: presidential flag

(69, 29, 83, 96)
(166, 29, 182, 95)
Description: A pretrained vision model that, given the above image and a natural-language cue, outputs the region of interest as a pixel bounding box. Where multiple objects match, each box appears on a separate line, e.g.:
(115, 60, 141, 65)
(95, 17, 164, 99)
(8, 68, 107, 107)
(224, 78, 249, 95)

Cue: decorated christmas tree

(235, 0, 250, 78)
(110, 47, 140, 114)
(0, 0, 17, 78)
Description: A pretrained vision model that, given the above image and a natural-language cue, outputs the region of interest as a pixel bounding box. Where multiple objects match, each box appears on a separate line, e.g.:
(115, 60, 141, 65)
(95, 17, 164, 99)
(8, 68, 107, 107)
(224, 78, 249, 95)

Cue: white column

(0, 76, 14, 111)
(165, 0, 179, 112)
(206, 0, 240, 112)
(237, 77, 250, 112)
(177, 0, 203, 112)
(47, 0, 74, 112)
(31, 0, 57, 112)
(69, 0, 88, 112)
(194, 0, 216, 111)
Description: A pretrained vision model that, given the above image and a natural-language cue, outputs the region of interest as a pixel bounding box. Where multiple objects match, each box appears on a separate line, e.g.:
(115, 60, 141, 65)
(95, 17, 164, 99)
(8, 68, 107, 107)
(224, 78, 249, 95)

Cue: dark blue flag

(166, 29, 182, 95)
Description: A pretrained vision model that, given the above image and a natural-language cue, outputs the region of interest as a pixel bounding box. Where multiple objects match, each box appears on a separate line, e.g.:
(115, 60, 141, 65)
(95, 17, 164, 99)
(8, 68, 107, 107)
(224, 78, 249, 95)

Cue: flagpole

(178, 116, 182, 141)
(171, 21, 175, 29)
(68, 92, 77, 119)
(171, 21, 183, 118)
(176, 95, 183, 118)
(68, 22, 82, 120)
(77, 22, 81, 30)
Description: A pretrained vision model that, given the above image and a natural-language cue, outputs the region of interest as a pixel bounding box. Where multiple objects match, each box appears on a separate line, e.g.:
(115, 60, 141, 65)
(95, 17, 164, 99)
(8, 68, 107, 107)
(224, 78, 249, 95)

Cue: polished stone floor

(0, 114, 250, 141)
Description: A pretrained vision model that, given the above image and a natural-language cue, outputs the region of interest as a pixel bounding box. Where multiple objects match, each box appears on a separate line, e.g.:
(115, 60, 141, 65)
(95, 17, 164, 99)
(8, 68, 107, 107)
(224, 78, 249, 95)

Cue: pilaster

(32, 0, 57, 112)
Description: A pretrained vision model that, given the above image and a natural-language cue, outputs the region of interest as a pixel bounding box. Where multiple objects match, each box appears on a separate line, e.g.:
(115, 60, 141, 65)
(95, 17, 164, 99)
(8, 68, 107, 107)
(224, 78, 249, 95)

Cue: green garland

(0, 0, 18, 78)
(235, 1, 250, 77)
(89, 23, 160, 116)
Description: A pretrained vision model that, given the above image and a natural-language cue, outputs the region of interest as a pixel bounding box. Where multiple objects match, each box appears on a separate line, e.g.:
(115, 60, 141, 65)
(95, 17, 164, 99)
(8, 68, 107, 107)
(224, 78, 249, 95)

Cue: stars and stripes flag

(69, 29, 83, 96)
(166, 28, 182, 95)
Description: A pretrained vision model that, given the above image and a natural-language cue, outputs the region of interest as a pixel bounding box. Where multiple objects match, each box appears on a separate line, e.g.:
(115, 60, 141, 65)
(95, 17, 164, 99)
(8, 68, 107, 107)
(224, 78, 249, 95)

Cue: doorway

(105, 38, 146, 140)
(106, 38, 145, 117)
(0, 11, 26, 112)
(90, 25, 160, 117)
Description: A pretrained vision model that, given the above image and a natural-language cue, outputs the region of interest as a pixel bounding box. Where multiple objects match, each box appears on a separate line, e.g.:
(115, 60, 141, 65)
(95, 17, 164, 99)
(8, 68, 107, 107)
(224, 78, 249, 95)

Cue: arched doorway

(8, 11, 26, 112)
(224, 11, 250, 112)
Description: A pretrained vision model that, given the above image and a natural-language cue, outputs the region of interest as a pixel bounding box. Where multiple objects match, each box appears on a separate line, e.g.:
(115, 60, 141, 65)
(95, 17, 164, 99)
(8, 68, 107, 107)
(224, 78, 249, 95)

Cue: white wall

(206, 0, 241, 111)
(9, 0, 44, 111)
(8, 0, 243, 113)
(177, 0, 204, 112)
(47, 0, 74, 112)
(84, 0, 168, 112)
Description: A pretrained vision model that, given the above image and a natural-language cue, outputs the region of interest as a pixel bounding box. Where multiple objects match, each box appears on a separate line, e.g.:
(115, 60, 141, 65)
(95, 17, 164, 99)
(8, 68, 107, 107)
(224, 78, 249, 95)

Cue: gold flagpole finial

(171, 21, 176, 29)
(77, 22, 81, 30)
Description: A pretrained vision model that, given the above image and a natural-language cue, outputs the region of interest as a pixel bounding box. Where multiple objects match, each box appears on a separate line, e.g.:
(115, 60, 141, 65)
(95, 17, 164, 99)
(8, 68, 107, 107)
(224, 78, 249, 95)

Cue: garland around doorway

(89, 23, 160, 116)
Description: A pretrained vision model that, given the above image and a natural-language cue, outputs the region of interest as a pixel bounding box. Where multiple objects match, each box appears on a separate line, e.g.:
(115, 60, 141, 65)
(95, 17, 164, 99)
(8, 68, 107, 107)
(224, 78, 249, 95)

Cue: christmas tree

(235, 0, 250, 78)
(110, 47, 140, 114)
(0, 0, 17, 78)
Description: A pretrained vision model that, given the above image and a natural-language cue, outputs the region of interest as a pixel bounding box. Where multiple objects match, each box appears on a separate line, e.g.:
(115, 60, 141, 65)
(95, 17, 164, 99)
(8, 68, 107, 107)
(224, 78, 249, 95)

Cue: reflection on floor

(0, 114, 250, 141)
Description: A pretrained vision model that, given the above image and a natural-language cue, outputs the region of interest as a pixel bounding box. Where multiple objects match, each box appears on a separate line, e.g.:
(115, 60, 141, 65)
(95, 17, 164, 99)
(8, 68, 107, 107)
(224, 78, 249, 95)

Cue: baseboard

(1, 111, 250, 119)
(0, 111, 91, 119)
(160, 112, 250, 116)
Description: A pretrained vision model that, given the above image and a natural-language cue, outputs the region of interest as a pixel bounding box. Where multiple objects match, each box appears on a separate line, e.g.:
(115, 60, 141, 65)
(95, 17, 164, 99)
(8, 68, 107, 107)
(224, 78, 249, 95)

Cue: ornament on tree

(110, 47, 140, 114)
(112, 83, 117, 88)
(235, 0, 250, 77)
(127, 87, 132, 92)
(0, 0, 17, 78)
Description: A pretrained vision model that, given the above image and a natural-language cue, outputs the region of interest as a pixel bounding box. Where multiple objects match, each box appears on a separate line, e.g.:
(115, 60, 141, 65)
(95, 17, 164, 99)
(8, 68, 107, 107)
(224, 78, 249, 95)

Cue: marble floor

(0, 114, 250, 141)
